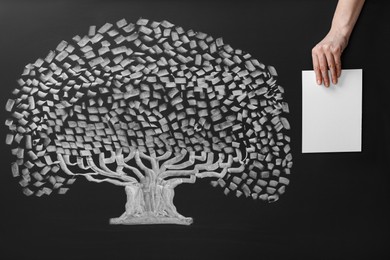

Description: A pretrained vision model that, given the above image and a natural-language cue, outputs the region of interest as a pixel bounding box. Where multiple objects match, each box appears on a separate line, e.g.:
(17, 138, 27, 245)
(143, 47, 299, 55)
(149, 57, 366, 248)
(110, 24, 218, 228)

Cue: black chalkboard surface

(0, 0, 389, 259)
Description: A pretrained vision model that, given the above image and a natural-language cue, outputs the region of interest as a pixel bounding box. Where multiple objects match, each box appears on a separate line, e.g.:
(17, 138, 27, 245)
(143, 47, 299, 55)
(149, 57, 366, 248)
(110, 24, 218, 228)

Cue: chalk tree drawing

(5, 18, 292, 225)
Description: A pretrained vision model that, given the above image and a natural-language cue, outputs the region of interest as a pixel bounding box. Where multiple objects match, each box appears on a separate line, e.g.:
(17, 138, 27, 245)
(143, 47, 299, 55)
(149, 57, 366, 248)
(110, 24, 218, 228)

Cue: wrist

(327, 26, 350, 50)
(330, 24, 351, 39)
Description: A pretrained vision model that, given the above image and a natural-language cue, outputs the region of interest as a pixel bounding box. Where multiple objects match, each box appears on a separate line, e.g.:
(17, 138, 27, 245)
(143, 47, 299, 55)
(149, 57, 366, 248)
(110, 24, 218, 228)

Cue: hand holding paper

(302, 69, 362, 153)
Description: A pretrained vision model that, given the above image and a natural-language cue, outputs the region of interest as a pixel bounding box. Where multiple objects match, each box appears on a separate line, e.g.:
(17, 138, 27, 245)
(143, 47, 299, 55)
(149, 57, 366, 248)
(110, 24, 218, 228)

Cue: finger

(325, 52, 337, 85)
(318, 54, 330, 87)
(312, 52, 322, 85)
(333, 52, 342, 78)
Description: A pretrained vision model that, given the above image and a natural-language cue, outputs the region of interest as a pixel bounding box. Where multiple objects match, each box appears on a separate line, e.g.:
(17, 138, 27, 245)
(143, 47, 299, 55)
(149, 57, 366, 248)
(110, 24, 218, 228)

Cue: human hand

(311, 29, 349, 87)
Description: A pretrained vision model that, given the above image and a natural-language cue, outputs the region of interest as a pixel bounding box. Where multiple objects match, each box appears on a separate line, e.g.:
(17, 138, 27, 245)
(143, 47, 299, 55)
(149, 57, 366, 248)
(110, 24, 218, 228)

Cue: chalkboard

(0, 0, 389, 259)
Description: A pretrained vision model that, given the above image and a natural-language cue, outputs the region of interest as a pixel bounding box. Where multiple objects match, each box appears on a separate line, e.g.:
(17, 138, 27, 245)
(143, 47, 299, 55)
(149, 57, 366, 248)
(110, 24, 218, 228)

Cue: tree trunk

(109, 182, 193, 225)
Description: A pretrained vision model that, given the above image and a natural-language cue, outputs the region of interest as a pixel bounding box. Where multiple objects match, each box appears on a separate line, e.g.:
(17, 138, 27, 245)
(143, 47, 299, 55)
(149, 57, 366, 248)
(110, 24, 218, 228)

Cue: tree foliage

(5, 18, 292, 202)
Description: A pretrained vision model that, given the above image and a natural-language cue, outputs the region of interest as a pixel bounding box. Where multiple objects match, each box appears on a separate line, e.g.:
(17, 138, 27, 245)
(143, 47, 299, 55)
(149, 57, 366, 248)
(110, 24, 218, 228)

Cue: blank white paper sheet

(302, 69, 362, 153)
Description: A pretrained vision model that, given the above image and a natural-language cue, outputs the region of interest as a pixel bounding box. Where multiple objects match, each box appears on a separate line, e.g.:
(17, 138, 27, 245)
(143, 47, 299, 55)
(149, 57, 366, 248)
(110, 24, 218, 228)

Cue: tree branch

(115, 153, 125, 174)
(123, 148, 136, 162)
(62, 155, 76, 166)
(160, 169, 198, 179)
(164, 152, 195, 170)
(138, 150, 158, 172)
(119, 148, 146, 180)
(194, 153, 215, 171)
(77, 157, 90, 170)
(219, 154, 233, 168)
(196, 153, 231, 179)
(95, 153, 144, 182)
(228, 164, 246, 174)
(57, 154, 134, 186)
(193, 151, 207, 161)
(156, 150, 172, 162)
(103, 151, 116, 164)
(233, 148, 243, 163)
(87, 156, 138, 183)
(98, 153, 116, 173)
(82, 175, 133, 187)
(196, 168, 229, 178)
(134, 150, 153, 180)
(228, 148, 246, 173)
(167, 175, 196, 189)
(121, 161, 145, 182)
(160, 150, 188, 173)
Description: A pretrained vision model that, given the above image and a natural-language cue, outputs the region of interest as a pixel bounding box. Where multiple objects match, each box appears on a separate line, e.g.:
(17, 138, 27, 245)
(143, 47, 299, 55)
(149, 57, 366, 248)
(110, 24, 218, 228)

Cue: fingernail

(317, 80, 321, 85)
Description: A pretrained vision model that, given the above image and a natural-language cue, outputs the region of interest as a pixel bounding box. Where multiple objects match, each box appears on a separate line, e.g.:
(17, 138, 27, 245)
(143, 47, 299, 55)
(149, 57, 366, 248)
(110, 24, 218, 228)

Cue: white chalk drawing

(5, 18, 292, 225)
